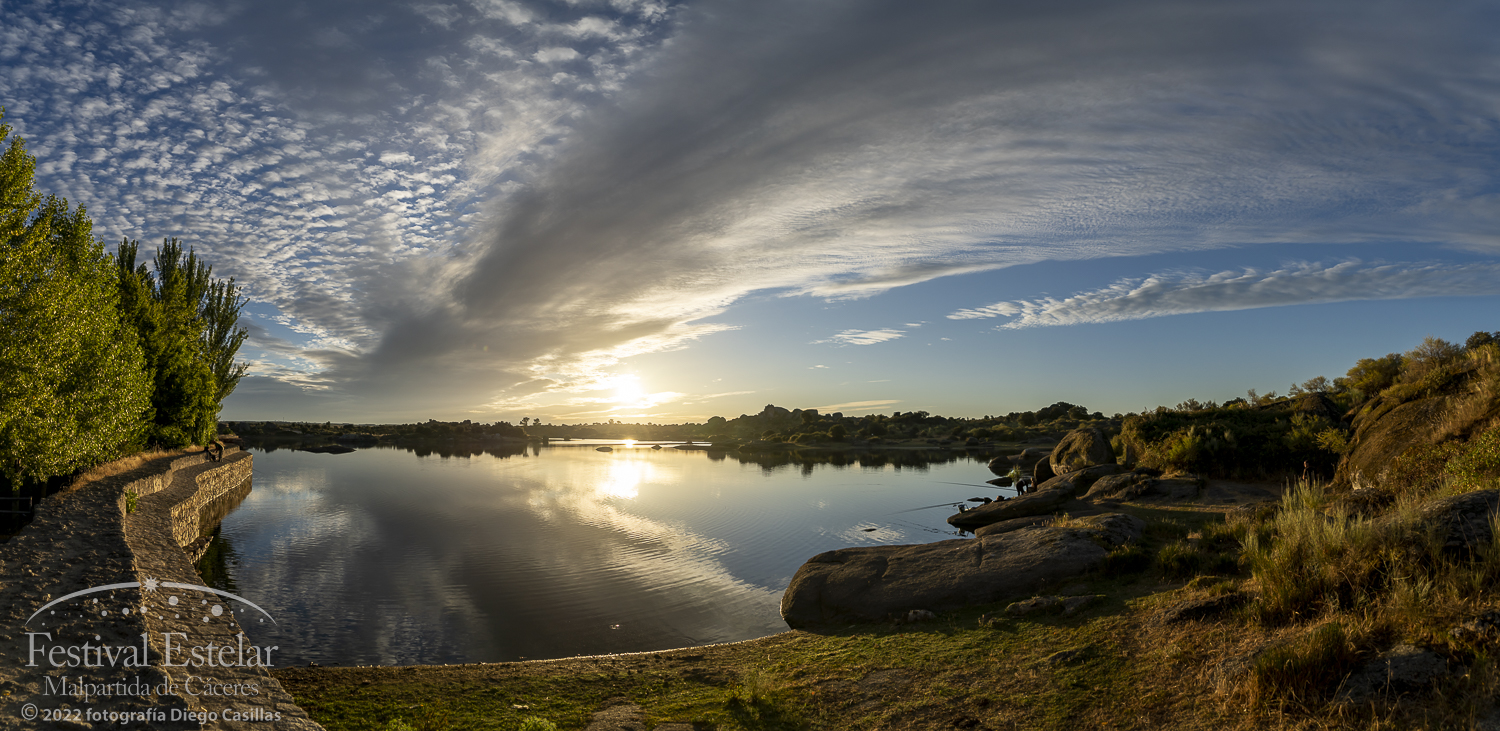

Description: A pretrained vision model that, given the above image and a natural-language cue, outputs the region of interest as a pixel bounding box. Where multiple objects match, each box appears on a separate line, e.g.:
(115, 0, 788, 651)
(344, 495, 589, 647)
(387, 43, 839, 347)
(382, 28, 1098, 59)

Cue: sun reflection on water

(597, 458, 652, 499)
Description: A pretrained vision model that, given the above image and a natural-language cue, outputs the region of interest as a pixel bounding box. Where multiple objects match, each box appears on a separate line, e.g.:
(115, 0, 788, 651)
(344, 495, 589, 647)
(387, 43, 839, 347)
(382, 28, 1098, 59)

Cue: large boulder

(1084, 472, 1155, 501)
(1335, 394, 1449, 489)
(948, 478, 1079, 529)
(1033, 458, 1056, 486)
(1334, 368, 1500, 489)
(780, 514, 1145, 627)
(1055, 463, 1125, 492)
(990, 447, 1052, 476)
(1050, 428, 1115, 474)
(1415, 489, 1500, 553)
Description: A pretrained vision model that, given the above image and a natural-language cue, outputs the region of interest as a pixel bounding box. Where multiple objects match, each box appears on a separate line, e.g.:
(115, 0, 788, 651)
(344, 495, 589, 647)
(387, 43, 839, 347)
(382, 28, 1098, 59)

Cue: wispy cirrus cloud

(948, 261, 1500, 329)
(814, 400, 900, 413)
(816, 329, 907, 346)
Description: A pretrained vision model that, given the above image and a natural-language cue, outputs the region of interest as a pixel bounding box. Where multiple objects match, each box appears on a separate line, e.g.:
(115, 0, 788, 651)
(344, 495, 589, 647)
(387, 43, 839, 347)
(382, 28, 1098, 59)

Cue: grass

(275, 494, 1500, 730)
(56, 447, 181, 499)
(277, 576, 1247, 731)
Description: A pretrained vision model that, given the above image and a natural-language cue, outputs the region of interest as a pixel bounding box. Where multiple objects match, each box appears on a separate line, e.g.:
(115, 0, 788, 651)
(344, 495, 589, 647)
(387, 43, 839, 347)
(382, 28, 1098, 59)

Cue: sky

(5, 0, 1500, 424)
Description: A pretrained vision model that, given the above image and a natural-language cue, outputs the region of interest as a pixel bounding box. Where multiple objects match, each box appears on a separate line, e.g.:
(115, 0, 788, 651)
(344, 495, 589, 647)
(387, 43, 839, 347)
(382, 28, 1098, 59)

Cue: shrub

(1245, 480, 1388, 623)
(1250, 622, 1362, 705)
(1156, 540, 1203, 580)
(1120, 407, 1342, 479)
(1344, 353, 1403, 402)
(1101, 544, 1152, 576)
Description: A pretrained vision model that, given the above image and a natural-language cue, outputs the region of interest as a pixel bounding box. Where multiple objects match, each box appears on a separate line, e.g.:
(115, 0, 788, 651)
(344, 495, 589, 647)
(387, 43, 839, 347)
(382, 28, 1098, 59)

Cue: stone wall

(0, 449, 326, 730)
(167, 454, 253, 549)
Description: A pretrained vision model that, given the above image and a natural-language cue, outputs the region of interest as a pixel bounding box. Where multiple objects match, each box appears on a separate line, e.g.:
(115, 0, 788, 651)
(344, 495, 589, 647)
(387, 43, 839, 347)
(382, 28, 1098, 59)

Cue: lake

(199, 441, 1012, 667)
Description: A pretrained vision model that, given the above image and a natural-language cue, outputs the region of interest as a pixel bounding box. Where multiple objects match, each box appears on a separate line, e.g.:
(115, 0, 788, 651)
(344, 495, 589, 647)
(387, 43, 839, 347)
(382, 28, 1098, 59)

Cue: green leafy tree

(1342, 353, 1403, 402)
(0, 113, 152, 485)
(115, 237, 247, 448)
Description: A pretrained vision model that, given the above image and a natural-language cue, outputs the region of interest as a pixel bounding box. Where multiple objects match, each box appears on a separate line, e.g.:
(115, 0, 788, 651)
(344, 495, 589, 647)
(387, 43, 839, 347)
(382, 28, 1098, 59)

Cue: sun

(612, 375, 646, 405)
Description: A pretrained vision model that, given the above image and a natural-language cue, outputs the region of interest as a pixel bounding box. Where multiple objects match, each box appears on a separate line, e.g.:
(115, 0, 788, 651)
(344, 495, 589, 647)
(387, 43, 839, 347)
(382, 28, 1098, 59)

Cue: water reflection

(216, 445, 1002, 666)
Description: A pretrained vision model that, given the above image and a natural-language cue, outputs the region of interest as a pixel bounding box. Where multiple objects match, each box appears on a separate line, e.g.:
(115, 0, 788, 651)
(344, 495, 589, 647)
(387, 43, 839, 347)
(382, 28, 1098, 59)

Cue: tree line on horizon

(0, 111, 248, 489)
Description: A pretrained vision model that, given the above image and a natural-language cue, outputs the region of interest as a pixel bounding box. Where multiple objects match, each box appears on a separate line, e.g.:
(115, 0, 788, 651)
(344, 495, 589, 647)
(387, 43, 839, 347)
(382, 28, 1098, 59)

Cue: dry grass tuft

(55, 448, 182, 499)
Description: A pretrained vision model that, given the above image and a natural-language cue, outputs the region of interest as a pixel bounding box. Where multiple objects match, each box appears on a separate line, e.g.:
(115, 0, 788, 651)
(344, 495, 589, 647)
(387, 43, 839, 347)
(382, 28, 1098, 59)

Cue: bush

(1250, 622, 1362, 705)
(1101, 544, 1152, 576)
(1344, 353, 1403, 402)
(0, 113, 152, 487)
(1120, 407, 1343, 479)
(1245, 480, 1388, 623)
(1156, 540, 1203, 580)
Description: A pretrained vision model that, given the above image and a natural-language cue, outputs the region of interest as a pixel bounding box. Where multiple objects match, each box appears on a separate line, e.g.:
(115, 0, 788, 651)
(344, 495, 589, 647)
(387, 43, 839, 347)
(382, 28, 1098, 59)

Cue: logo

(13, 577, 287, 724)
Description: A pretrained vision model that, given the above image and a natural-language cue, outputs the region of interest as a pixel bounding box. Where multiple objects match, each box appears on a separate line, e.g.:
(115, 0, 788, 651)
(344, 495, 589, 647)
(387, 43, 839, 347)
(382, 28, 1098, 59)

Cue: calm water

(203, 442, 1009, 666)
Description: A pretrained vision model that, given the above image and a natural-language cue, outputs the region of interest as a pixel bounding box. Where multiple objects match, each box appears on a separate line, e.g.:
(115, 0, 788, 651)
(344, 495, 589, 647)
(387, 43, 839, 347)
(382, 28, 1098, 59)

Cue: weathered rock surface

(1333, 369, 1500, 489)
(780, 514, 1145, 628)
(1337, 644, 1451, 703)
(1053, 463, 1125, 491)
(1004, 594, 1104, 617)
(991, 447, 1052, 476)
(1033, 458, 1056, 487)
(1451, 609, 1500, 648)
(986, 476, 1013, 487)
(1050, 427, 1116, 474)
(973, 515, 1054, 537)
(1153, 592, 1248, 624)
(1084, 472, 1154, 500)
(948, 479, 1079, 529)
(1415, 489, 1500, 553)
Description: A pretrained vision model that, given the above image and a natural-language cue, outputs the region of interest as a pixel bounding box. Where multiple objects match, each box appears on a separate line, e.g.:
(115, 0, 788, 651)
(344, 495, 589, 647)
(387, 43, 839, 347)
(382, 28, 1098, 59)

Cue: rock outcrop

(1415, 489, 1500, 553)
(1337, 645, 1452, 703)
(948, 478, 1080, 529)
(1335, 393, 1450, 488)
(990, 447, 1053, 477)
(780, 514, 1145, 628)
(1050, 427, 1116, 474)
(1033, 458, 1056, 487)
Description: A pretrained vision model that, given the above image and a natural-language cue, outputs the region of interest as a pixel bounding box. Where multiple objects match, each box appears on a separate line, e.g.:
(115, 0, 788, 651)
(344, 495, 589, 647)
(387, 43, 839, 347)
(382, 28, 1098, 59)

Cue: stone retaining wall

(166, 456, 253, 550)
(0, 449, 325, 730)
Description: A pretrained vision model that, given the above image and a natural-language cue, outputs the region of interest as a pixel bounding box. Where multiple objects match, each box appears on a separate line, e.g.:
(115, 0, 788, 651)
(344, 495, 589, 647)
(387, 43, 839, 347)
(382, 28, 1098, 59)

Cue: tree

(0, 113, 152, 485)
(1343, 354, 1403, 402)
(115, 237, 248, 448)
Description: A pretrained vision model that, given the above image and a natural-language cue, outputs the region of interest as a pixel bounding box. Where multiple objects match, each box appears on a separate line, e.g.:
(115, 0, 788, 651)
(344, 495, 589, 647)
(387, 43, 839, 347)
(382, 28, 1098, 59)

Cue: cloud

(818, 329, 906, 346)
(12, 0, 1500, 421)
(948, 261, 1500, 328)
(534, 47, 582, 63)
(813, 400, 900, 413)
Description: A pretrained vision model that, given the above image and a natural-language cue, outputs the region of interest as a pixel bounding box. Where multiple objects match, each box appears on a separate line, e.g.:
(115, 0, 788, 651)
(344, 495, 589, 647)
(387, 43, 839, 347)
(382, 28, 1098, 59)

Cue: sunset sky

(5, 0, 1500, 424)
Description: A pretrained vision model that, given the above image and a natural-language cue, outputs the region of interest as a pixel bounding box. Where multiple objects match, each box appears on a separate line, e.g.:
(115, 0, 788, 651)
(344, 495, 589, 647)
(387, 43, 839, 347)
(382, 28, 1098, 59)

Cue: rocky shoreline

(0, 449, 323, 730)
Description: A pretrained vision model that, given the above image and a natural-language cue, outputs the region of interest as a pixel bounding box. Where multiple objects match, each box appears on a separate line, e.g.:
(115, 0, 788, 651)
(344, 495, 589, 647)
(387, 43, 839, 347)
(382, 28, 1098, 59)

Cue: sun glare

(597, 459, 650, 499)
(611, 375, 647, 405)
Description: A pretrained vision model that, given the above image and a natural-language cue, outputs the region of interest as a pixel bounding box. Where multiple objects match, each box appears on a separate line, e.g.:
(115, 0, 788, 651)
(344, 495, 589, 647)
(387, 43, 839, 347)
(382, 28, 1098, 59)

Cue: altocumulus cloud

(947, 262, 1500, 329)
